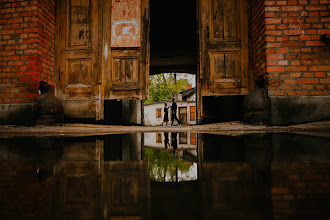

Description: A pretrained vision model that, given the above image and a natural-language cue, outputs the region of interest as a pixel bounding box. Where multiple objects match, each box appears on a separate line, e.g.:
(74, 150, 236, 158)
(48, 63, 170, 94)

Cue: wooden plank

(111, 82, 140, 91)
(211, 0, 224, 40)
(240, 0, 252, 89)
(66, 0, 92, 50)
(101, 0, 112, 99)
(225, 53, 240, 79)
(223, 0, 238, 40)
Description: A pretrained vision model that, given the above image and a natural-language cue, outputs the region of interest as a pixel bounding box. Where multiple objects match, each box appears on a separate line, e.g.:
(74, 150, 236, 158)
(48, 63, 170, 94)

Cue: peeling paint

(111, 0, 141, 47)
(104, 43, 108, 60)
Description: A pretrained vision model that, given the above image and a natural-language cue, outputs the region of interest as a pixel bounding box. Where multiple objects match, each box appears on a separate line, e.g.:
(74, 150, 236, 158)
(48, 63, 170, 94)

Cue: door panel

(102, 161, 150, 220)
(179, 107, 187, 125)
(102, 0, 150, 100)
(199, 0, 251, 96)
(56, 0, 101, 119)
(201, 163, 252, 219)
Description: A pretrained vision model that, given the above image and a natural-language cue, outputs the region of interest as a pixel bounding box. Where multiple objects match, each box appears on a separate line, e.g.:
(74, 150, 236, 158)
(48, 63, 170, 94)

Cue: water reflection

(0, 132, 329, 220)
(144, 132, 197, 182)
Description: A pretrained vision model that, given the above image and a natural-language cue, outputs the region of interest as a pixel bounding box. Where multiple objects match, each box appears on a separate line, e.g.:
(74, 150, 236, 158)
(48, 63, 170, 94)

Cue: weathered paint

(104, 42, 108, 59)
(111, 0, 141, 47)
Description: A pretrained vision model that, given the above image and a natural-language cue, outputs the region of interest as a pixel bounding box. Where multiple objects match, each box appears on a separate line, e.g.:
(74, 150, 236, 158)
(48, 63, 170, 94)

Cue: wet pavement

(0, 120, 330, 137)
(0, 122, 330, 219)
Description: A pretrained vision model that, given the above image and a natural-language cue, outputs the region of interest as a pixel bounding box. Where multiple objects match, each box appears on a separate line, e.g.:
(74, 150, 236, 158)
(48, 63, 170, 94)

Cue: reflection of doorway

(179, 107, 187, 125)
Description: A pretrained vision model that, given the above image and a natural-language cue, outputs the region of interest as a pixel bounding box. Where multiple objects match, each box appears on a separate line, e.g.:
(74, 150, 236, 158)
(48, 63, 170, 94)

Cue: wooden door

(54, 138, 103, 220)
(179, 107, 187, 124)
(201, 163, 252, 219)
(56, 0, 150, 120)
(54, 161, 101, 220)
(102, 161, 151, 220)
(102, 0, 150, 100)
(56, 0, 102, 119)
(198, 0, 251, 98)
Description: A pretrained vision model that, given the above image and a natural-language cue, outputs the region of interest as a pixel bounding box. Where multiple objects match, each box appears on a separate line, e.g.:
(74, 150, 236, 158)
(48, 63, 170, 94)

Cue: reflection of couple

(164, 132, 177, 155)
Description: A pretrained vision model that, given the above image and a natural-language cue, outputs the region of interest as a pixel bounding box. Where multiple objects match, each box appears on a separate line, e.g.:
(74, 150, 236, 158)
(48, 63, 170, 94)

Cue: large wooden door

(56, 0, 102, 119)
(198, 0, 252, 119)
(199, 0, 250, 95)
(54, 138, 103, 220)
(56, 0, 150, 120)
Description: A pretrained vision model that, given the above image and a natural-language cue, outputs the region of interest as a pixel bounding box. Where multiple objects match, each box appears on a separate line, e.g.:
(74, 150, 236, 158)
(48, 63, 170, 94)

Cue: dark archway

(150, 0, 197, 75)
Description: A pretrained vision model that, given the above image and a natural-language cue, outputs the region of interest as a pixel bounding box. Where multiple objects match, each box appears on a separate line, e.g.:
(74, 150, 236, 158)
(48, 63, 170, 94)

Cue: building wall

(264, 0, 329, 97)
(144, 101, 196, 126)
(271, 163, 330, 220)
(144, 132, 197, 150)
(0, 0, 55, 124)
(251, 0, 330, 124)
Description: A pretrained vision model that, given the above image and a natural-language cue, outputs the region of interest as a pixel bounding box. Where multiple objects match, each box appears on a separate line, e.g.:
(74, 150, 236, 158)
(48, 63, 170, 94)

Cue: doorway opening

(144, 0, 198, 126)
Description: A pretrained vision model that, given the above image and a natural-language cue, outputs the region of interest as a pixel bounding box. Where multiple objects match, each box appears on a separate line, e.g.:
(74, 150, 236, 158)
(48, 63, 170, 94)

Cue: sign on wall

(111, 0, 141, 47)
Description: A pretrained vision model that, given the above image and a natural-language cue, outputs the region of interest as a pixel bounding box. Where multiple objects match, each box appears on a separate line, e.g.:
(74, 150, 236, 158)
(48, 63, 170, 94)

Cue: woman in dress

(162, 102, 169, 126)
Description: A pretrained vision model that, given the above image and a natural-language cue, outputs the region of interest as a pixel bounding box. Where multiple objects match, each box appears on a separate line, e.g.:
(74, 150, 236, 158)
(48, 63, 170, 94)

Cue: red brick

(298, 79, 318, 84)
(309, 66, 330, 71)
(267, 66, 285, 72)
(315, 72, 325, 77)
(286, 66, 308, 72)
(267, 54, 284, 60)
(266, 18, 282, 24)
(277, 48, 288, 53)
(306, 41, 326, 46)
(306, 5, 328, 11)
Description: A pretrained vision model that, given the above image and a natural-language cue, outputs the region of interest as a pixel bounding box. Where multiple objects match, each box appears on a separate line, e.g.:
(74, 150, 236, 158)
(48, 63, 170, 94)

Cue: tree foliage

(144, 148, 191, 182)
(145, 73, 189, 104)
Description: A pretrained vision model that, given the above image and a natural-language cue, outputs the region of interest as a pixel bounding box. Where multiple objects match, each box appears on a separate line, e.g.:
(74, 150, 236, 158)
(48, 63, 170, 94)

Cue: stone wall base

(0, 104, 35, 126)
(270, 96, 330, 125)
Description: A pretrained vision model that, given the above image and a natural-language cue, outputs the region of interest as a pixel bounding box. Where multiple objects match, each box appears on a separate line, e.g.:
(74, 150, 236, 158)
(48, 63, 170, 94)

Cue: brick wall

(262, 0, 330, 96)
(251, 0, 267, 80)
(0, 0, 55, 105)
(272, 163, 330, 219)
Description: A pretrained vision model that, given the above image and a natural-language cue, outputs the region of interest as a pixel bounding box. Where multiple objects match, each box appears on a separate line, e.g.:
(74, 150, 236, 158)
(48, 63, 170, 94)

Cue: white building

(144, 88, 196, 126)
(144, 132, 198, 182)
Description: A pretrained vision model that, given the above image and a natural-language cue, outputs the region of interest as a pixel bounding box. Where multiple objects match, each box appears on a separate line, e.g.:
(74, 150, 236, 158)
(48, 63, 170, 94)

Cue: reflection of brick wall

(271, 163, 330, 220)
(0, 0, 55, 104)
(0, 160, 54, 219)
(0, 161, 37, 218)
(263, 0, 330, 96)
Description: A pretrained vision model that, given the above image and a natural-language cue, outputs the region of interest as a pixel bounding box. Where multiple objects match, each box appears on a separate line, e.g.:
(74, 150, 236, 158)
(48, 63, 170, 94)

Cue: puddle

(0, 132, 330, 219)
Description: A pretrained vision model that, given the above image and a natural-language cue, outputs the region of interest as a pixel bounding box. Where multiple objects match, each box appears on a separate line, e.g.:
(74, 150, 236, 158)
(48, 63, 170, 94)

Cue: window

(179, 132, 187, 144)
(190, 106, 196, 121)
(156, 108, 162, 118)
(156, 132, 162, 143)
(190, 132, 196, 145)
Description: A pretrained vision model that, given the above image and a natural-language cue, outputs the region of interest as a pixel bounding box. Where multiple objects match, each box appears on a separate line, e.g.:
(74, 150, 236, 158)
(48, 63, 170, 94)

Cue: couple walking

(163, 97, 181, 126)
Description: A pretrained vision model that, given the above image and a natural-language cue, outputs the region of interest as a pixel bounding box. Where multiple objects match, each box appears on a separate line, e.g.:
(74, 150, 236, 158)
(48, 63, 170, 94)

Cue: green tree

(145, 73, 189, 104)
(144, 148, 191, 182)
